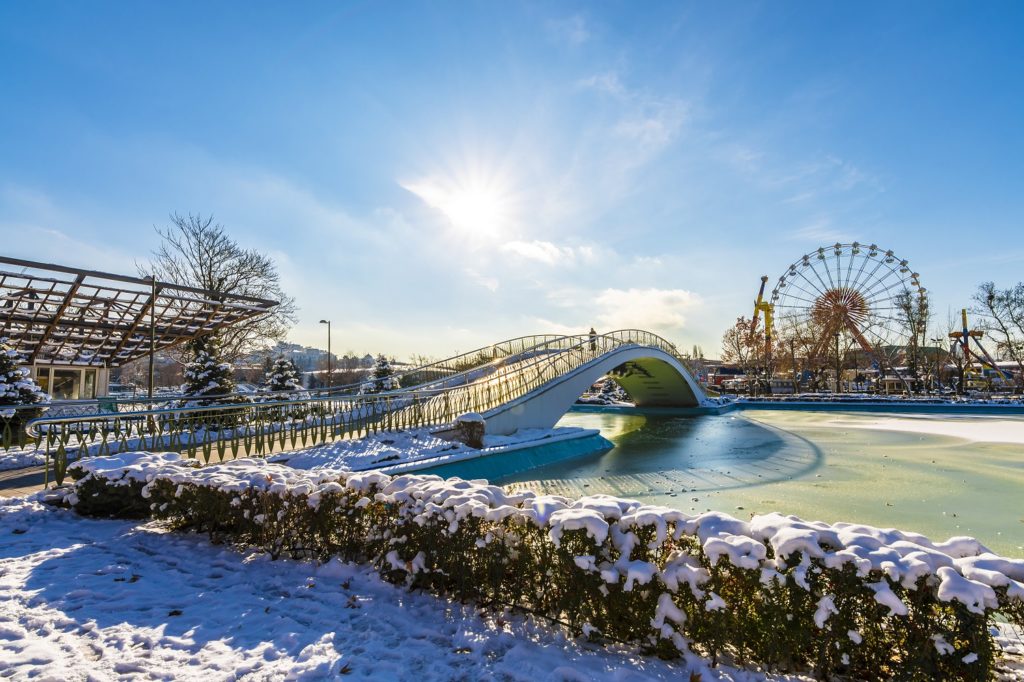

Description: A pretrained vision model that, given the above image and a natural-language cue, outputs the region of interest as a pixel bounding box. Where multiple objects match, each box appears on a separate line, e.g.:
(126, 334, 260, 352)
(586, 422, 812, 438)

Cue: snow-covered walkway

(0, 497, 804, 681)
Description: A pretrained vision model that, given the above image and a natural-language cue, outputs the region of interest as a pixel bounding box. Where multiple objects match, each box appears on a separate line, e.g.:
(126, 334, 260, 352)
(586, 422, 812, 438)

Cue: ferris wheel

(768, 242, 927, 372)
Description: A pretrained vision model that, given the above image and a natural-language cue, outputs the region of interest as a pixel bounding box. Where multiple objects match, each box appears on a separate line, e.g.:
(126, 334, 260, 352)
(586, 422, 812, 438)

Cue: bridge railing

(0, 334, 575, 456)
(20, 330, 687, 484)
(391, 329, 687, 423)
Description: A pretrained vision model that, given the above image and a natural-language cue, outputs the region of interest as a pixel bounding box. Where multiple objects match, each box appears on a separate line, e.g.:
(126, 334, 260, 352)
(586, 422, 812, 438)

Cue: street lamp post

(790, 338, 797, 392)
(319, 319, 332, 393)
(834, 332, 842, 394)
(146, 275, 157, 401)
(931, 337, 946, 392)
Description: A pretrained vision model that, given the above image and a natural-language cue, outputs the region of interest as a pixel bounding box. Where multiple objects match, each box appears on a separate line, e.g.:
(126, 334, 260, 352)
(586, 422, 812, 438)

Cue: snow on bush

(67, 451, 1024, 680)
(66, 451, 200, 517)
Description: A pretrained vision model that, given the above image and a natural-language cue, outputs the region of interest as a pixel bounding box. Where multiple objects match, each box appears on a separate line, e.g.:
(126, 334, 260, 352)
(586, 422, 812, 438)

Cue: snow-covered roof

(0, 256, 278, 367)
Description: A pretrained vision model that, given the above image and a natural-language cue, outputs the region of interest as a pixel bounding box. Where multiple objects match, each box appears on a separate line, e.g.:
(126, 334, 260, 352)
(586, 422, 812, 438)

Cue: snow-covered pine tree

(181, 335, 238, 405)
(599, 378, 631, 404)
(265, 357, 302, 393)
(0, 338, 50, 437)
(360, 354, 401, 394)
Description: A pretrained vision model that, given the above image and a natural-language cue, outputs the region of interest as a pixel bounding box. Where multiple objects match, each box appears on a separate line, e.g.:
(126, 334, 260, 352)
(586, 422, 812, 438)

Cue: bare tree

(721, 317, 764, 389)
(141, 213, 298, 362)
(971, 282, 1024, 389)
(894, 288, 930, 386)
(678, 344, 708, 382)
(934, 311, 966, 393)
(408, 353, 438, 368)
(114, 352, 184, 393)
(774, 318, 828, 381)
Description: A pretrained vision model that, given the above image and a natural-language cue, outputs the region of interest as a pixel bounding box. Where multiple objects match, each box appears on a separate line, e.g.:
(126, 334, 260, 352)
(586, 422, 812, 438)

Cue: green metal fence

(9, 330, 687, 485)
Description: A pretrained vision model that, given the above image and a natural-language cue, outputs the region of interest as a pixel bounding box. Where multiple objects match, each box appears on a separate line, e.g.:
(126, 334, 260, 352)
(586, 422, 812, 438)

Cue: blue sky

(1, 2, 1022, 359)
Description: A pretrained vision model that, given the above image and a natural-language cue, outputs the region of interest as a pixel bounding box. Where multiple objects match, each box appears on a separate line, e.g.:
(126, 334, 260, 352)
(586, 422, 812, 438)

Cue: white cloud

(464, 268, 500, 291)
(499, 240, 599, 266)
(825, 155, 870, 191)
(614, 108, 687, 146)
(720, 144, 764, 175)
(577, 70, 689, 151)
(781, 191, 816, 204)
(788, 218, 850, 244)
(218, 170, 386, 246)
(545, 14, 591, 47)
(543, 286, 702, 333)
(594, 287, 701, 331)
(630, 255, 663, 268)
(527, 317, 588, 336)
(0, 185, 138, 273)
(576, 72, 625, 97)
(719, 145, 878, 199)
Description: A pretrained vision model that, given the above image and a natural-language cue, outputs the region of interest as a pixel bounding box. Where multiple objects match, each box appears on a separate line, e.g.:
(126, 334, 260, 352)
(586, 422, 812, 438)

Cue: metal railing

(0, 335, 572, 420)
(0, 334, 576, 455)
(13, 330, 687, 485)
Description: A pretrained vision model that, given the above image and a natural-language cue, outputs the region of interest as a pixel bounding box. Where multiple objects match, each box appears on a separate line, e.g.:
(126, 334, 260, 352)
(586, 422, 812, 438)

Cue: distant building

(257, 341, 335, 372)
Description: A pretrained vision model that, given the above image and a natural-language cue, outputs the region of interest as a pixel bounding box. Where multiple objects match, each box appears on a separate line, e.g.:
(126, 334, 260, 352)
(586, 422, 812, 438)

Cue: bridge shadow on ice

(499, 414, 824, 502)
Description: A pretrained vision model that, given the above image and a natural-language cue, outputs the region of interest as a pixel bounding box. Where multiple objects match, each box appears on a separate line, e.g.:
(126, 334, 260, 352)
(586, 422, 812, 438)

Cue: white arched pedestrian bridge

(22, 330, 710, 483)
(415, 330, 710, 434)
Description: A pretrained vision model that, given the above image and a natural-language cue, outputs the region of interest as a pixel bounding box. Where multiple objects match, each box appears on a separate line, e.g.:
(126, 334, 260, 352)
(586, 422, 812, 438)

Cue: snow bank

(270, 426, 588, 472)
(70, 451, 196, 484)
(2, 496, 799, 682)
(64, 451, 1024, 679)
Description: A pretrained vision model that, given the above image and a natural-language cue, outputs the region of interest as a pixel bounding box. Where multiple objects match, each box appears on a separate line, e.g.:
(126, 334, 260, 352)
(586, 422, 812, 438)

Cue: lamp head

(319, 319, 329, 325)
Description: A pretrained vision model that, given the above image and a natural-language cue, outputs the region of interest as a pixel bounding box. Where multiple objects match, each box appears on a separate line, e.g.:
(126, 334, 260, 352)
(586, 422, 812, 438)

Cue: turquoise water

(494, 410, 1024, 558)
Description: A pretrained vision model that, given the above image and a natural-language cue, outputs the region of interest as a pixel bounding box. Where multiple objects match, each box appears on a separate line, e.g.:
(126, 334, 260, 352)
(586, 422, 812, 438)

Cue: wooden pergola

(0, 256, 279, 369)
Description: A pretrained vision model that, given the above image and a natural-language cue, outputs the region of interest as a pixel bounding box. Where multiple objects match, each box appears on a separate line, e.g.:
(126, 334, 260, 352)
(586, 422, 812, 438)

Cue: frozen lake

(498, 409, 1024, 557)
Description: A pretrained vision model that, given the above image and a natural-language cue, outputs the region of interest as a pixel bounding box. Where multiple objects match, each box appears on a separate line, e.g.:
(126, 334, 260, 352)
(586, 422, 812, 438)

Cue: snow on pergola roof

(0, 256, 279, 367)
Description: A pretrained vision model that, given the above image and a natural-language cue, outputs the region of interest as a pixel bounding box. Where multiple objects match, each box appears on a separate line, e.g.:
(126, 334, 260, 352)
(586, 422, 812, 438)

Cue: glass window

(35, 367, 51, 394)
(52, 369, 81, 400)
(83, 369, 96, 399)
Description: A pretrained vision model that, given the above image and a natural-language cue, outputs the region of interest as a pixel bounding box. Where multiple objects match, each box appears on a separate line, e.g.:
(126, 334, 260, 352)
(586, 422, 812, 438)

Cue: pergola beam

(0, 257, 278, 367)
(27, 274, 86, 364)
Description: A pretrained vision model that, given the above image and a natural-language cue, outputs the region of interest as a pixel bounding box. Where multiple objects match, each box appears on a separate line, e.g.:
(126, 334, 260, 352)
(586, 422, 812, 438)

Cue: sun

(441, 182, 508, 236)
(403, 170, 516, 240)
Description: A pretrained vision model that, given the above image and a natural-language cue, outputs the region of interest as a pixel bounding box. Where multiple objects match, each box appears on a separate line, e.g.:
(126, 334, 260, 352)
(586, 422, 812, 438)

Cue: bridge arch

(482, 344, 708, 434)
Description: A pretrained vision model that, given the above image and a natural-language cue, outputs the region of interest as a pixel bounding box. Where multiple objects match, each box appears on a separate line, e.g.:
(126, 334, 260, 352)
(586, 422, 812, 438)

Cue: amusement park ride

(950, 308, 1012, 386)
(749, 242, 929, 392)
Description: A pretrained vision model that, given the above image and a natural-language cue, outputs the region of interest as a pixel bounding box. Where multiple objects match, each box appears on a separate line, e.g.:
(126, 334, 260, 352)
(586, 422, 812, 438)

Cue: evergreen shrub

(67, 453, 1024, 680)
(0, 337, 50, 446)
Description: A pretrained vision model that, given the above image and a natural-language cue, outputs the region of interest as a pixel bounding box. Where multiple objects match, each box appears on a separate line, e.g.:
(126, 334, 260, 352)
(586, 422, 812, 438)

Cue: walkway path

(0, 435, 311, 498)
(0, 466, 46, 498)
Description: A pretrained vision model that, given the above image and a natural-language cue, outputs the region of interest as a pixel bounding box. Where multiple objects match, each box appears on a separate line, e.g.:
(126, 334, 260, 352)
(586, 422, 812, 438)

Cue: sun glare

(442, 183, 507, 236)
(403, 170, 516, 240)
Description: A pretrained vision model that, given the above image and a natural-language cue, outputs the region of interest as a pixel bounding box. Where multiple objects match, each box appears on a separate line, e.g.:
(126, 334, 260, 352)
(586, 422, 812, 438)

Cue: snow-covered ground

(0, 496, 809, 681)
(737, 393, 1024, 405)
(271, 426, 591, 472)
(0, 449, 45, 472)
(803, 414, 1024, 444)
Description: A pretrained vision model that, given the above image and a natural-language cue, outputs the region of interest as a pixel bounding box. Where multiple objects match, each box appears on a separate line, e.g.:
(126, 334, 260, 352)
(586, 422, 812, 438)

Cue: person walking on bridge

(588, 327, 597, 353)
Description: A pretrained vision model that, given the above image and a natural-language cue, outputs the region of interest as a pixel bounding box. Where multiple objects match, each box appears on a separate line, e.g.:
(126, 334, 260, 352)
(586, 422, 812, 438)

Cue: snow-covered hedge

(67, 452, 1024, 679)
